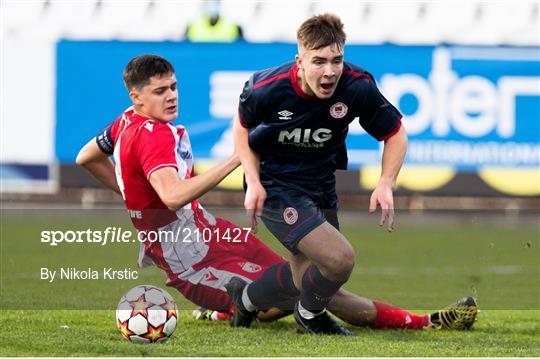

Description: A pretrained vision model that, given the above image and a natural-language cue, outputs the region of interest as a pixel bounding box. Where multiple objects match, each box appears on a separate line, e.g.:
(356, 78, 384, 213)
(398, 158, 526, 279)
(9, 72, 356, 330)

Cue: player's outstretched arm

(76, 138, 121, 194)
(369, 125, 407, 231)
(233, 113, 265, 233)
(149, 155, 240, 211)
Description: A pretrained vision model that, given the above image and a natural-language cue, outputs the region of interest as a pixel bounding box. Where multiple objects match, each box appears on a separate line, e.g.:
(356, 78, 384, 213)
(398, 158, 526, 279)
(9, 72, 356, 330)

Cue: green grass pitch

(1, 209, 539, 356)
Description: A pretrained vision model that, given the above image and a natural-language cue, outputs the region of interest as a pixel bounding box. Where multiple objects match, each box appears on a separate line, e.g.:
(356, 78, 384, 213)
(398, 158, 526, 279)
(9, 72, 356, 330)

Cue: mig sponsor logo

(278, 128, 332, 144)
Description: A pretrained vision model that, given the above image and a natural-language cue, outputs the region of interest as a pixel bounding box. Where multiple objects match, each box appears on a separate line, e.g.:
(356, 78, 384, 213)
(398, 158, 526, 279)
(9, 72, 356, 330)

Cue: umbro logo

(278, 110, 293, 120)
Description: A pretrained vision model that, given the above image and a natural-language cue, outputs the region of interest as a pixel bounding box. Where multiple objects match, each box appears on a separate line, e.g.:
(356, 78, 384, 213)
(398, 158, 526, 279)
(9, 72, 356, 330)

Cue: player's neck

(133, 106, 152, 120)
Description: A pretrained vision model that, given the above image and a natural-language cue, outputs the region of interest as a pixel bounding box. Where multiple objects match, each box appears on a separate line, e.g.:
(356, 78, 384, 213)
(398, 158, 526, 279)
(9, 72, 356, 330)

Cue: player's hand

(369, 180, 395, 232)
(244, 181, 266, 233)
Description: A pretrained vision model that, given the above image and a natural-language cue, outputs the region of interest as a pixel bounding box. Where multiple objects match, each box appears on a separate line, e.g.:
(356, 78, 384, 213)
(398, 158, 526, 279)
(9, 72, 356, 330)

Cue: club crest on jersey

(283, 207, 298, 225)
(278, 110, 293, 120)
(240, 262, 262, 273)
(329, 102, 348, 119)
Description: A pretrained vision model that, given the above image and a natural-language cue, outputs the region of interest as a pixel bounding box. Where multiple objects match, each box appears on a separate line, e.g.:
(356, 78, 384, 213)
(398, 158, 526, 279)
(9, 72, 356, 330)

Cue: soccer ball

(116, 285, 178, 343)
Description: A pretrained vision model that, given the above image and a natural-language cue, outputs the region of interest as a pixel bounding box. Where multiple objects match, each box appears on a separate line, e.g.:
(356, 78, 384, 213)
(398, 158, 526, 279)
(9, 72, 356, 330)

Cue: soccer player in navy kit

(229, 13, 408, 335)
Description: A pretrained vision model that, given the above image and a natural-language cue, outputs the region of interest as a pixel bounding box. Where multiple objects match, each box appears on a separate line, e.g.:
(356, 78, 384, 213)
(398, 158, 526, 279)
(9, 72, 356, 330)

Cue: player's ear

(295, 54, 303, 70)
(129, 90, 142, 106)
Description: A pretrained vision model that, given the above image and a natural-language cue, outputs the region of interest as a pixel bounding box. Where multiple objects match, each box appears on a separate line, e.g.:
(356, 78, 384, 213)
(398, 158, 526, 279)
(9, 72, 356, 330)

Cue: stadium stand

(1, 0, 538, 45)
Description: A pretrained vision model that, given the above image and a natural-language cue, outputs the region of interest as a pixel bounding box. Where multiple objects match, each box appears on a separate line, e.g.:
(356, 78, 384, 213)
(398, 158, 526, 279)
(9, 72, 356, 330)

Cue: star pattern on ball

(162, 298, 177, 319)
(117, 320, 134, 339)
(143, 324, 166, 342)
(129, 294, 152, 317)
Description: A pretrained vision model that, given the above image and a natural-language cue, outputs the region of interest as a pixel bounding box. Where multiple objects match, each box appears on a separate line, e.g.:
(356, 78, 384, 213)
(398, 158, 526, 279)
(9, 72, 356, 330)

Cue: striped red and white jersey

(98, 106, 201, 232)
(95, 108, 285, 305)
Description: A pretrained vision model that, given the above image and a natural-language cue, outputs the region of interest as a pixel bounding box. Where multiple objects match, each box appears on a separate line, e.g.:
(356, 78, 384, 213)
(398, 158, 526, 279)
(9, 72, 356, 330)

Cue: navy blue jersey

(238, 61, 402, 184)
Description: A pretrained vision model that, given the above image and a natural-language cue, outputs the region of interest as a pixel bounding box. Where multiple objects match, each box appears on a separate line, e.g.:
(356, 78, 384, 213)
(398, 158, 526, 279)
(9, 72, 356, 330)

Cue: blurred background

(1, 0, 539, 207)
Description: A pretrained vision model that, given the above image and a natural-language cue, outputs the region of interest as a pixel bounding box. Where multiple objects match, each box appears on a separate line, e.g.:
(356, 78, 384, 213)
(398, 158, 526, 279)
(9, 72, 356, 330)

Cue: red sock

(373, 301, 429, 329)
(210, 310, 231, 321)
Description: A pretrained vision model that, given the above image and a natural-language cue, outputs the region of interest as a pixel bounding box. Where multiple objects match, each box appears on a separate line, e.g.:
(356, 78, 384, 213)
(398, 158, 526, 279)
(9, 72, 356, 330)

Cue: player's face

(296, 44, 344, 99)
(131, 73, 178, 122)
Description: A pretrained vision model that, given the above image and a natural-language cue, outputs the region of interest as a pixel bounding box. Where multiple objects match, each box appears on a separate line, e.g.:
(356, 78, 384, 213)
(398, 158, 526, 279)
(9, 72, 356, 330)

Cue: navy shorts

(261, 180, 339, 254)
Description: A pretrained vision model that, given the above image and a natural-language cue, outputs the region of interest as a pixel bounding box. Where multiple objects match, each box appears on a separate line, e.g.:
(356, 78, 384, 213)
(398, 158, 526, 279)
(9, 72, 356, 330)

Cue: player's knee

(323, 248, 355, 282)
(337, 251, 355, 280)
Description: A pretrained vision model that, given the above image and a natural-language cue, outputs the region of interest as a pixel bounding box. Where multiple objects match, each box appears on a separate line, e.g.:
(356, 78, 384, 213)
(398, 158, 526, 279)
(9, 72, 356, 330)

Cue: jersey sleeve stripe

(146, 163, 179, 180)
(378, 118, 402, 141)
(253, 72, 289, 90)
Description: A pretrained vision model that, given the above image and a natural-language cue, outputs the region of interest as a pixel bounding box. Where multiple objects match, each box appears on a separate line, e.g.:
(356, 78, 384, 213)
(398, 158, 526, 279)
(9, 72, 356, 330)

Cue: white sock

(241, 285, 256, 312)
(297, 301, 325, 320)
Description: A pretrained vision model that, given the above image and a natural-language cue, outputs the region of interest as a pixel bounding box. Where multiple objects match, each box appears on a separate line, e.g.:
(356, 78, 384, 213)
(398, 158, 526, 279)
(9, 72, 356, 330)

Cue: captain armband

(96, 125, 114, 155)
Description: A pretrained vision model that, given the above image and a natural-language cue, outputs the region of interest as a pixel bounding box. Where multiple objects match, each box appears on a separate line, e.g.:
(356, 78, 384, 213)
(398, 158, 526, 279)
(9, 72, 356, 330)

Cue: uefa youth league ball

(116, 285, 178, 343)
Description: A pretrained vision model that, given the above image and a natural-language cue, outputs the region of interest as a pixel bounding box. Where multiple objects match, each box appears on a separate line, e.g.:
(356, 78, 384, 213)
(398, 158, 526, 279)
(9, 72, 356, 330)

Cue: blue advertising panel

(56, 41, 539, 172)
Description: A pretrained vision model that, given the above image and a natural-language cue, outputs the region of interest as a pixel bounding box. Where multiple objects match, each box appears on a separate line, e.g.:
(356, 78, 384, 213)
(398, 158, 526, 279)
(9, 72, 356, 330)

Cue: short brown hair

(297, 13, 346, 51)
(123, 54, 175, 90)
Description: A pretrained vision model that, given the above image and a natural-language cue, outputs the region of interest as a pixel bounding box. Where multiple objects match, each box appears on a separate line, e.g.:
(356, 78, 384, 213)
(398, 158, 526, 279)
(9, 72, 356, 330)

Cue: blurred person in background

(185, 0, 243, 42)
